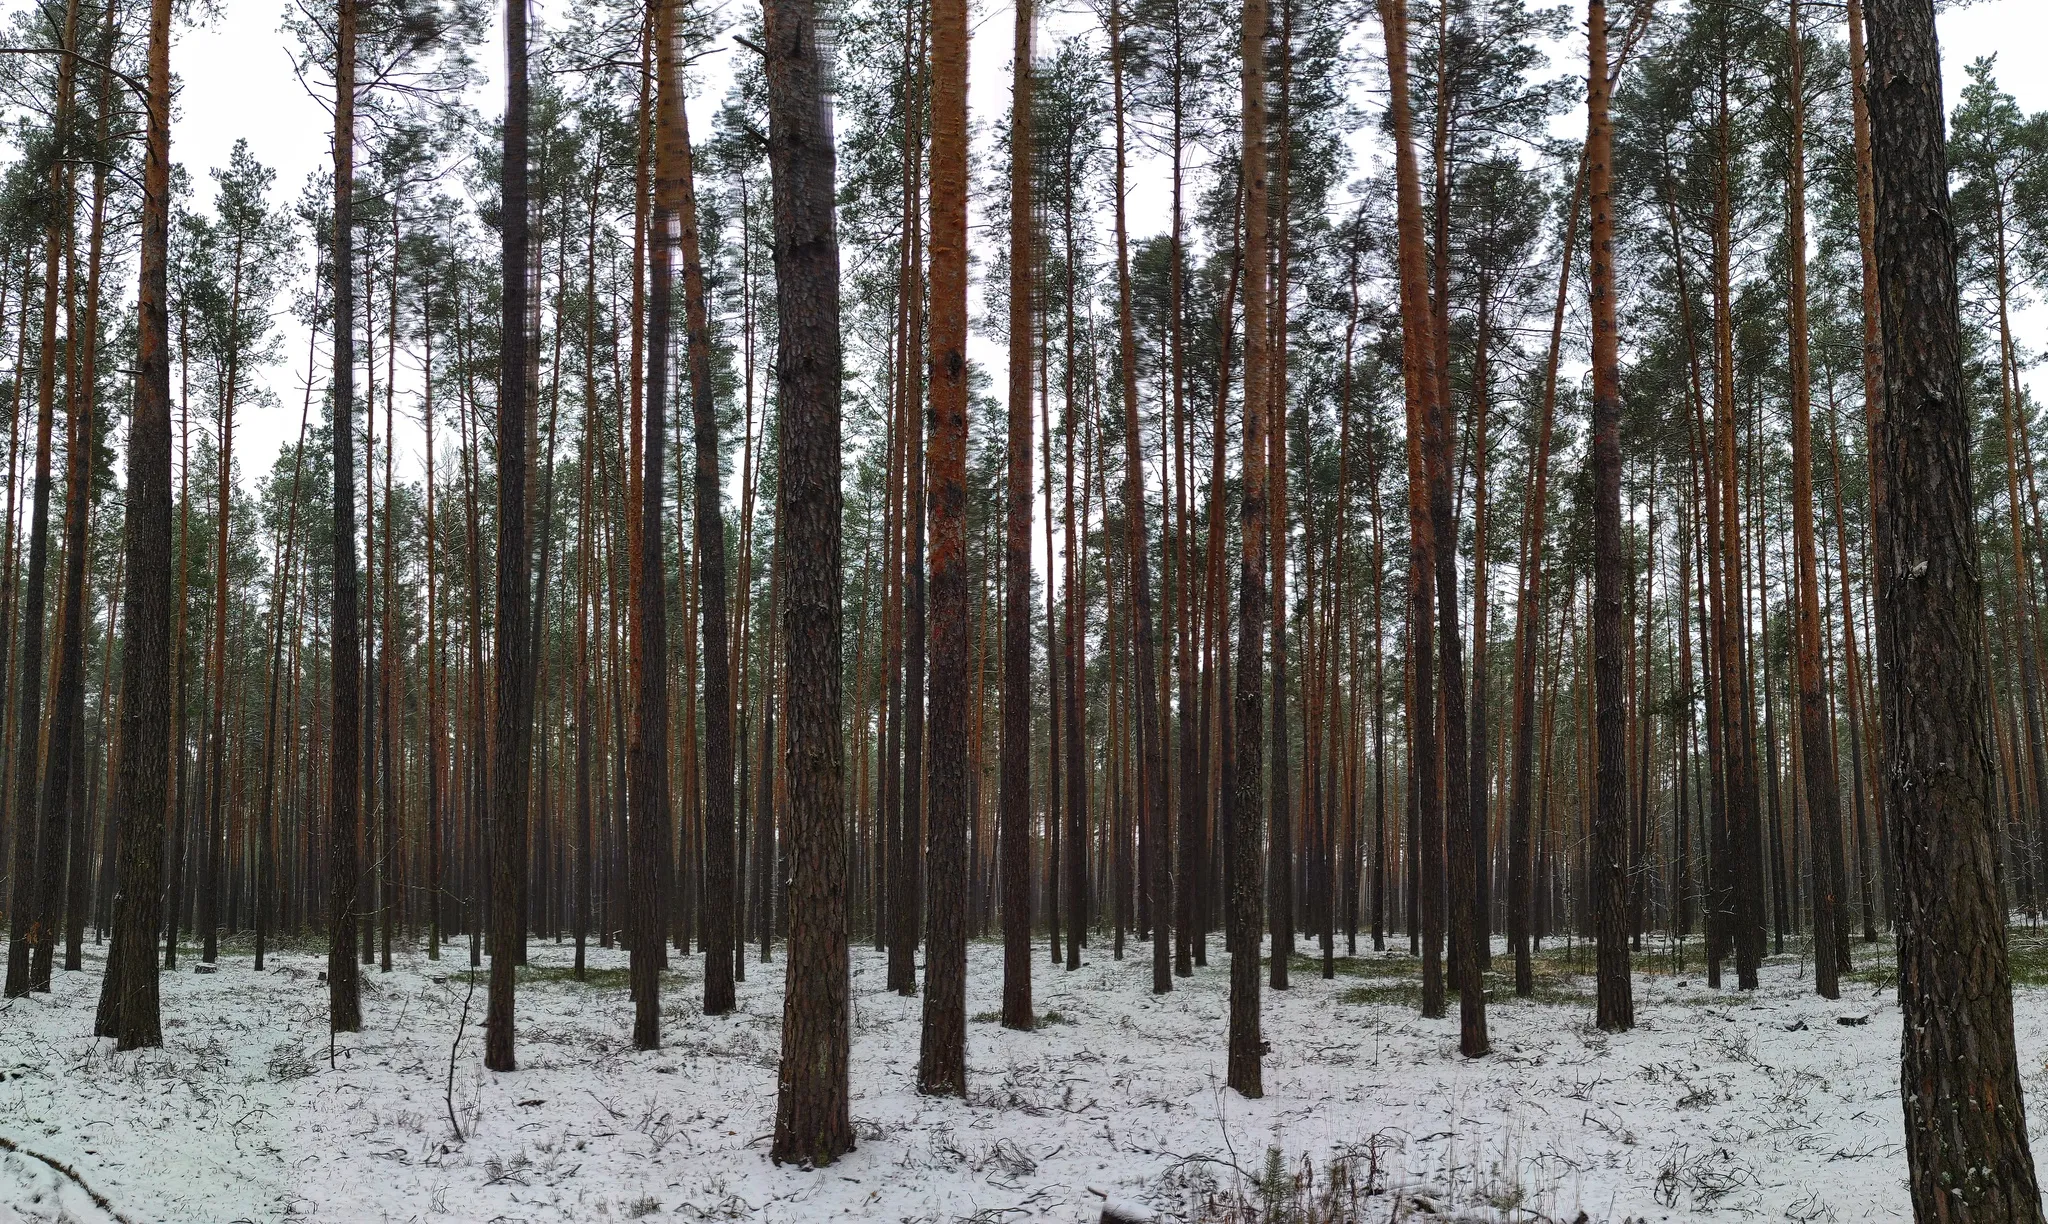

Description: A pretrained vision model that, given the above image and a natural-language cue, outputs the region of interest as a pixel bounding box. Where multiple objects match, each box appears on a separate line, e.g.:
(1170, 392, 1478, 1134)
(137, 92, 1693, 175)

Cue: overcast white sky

(17, 0, 2048, 492)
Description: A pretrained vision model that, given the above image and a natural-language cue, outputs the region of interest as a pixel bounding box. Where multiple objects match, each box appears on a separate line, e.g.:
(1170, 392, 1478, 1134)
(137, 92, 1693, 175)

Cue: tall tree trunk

(94, 0, 174, 1048)
(1043, 321, 1061, 970)
(326, 0, 363, 1035)
(1864, 2, 2044, 1217)
(918, 0, 970, 1092)
(1587, 0, 1632, 1033)
(1823, 397, 1861, 972)
(2, 0, 78, 998)
(1711, 35, 1763, 990)
(256, 274, 318, 973)
(1267, 0, 1293, 992)
(1228, 0, 1272, 1100)
(1063, 132, 1088, 974)
(1846, 0, 1894, 924)
(1379, 0, 1443, 1021)
(1509, 162, 1584, 997)
(630, 0, 687, 1048)
(1424, 0, 1479, 1049)
(38, 33, 103, 983)
(199, 240, 245, 971)
(1467, 286, 1493, 977)
(1000, 0, 1039, 1029)
(487, 0, 535, 1071)
(59, 52, 110, 975)
(1165, 0, 1195, 983)
(900, 108, 929, 996)
(1783, 0, 1843, 1001)
(1108, 0, 1167, 1007)
(683, 52, 737, 1032)
(423, 266, 443, 964)
(765, 0, 853, 1164)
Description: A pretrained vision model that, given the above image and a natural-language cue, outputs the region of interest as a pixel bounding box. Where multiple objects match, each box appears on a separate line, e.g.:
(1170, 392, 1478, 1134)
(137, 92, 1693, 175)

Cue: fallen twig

(447, 967, 479, 1142)
(0, 1132, 142, 1224)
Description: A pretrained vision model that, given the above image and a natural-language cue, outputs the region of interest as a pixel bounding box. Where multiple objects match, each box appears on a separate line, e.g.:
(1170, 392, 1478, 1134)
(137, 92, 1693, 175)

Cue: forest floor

(3, 923, 2044, 1223)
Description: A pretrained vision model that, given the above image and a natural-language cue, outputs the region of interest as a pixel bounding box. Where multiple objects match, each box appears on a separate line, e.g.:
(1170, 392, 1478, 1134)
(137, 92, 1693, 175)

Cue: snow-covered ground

(0, 926, 2034, 1222)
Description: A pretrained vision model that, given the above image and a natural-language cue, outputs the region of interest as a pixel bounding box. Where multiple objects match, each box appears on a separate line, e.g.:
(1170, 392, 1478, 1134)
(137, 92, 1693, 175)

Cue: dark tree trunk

(58, 73, 109, 976)
(1509, 164, 1583, 998)
(918, 0, 970, 1094)
(31, 232, 95, 993)
(677, 55, 736, 1028)
(1228, 0, 1271, 1100)
(1864, 1, 2044, 1217)
(487, 0, 535, 1072)
(1000, 0, 1039, 1029)
(765, 0, 853, 1165)
(1586, 0, 1632, 1033)
(1424, 0, 1475, 1046)
(1, 0, 75, 999)
(1380, 0, 1443, 1020)
(1783, 0, 1843, 1000)
(1266, 0, 1293, 993)
(326, 0, 363, 1036)
(93, 0, 174, 1049)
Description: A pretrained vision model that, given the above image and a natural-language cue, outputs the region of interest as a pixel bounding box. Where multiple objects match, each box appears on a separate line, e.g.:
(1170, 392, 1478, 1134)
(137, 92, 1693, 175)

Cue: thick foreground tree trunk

(917, 0, 970, 1099)
(326, 0, 363, 1037)
(766, 0, 853, 1166)
(93, 0, 174, 1050)
(1586, 0, 1632, 1033)
(1227, 0, 1271, 1100)
(487, 0, 535, 1072)
(1000, 0, 1038, 1031)
(1864, 1, 2044, 1219)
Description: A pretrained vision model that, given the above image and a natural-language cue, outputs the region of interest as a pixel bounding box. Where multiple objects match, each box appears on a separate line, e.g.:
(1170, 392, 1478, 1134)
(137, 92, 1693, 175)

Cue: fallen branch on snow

(0, 1132, 141, 1224)
(446, 967, 479, 1142)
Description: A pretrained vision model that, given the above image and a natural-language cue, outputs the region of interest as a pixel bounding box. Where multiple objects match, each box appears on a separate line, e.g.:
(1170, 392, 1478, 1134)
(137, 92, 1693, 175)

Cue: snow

(0, 929, 2036, 1222)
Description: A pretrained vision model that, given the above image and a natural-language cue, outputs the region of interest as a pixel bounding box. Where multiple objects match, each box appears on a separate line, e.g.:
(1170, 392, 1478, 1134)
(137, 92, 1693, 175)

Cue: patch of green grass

(1339, 981, 1427, 1009)
(1337, 965, 1589, 1010)
(971, 1009, 1069, 1026)
(1285, 953, 1395, 979)
(516, 964, 635, 989)
(2002, 930, 2048, 988)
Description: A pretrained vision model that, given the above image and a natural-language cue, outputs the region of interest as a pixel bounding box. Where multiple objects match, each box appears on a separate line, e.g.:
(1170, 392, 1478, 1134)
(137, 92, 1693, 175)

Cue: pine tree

(327, 0, 365, 1037)
(1586, 0, 1632, 1033)
(1228, 0, 1272, 1101)
(486, 0, 535, 1072)
(766, 0, 854, 1165)
(1000, 0, 1039, 1030)
(919, 0, 971, 1097)
(1864, 1, 2044, 1217)
(93, 0, 176, 1050)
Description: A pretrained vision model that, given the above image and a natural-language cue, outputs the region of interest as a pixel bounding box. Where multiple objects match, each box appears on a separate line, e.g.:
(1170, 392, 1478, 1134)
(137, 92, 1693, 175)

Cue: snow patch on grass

(2, 931, 2038, 1221)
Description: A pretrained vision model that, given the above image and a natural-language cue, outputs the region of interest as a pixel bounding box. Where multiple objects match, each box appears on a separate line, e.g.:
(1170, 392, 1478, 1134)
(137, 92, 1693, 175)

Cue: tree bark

(2, 0, 77, 999)
(918, 0, 970, 1092)
(1782, 0, 1843, 1000)
(1379, 0, 1443, 1021)
(1000, 0, 1039, 1029)
(1864, 1, 2044, 1217)
(765, 0, 853, 1165)
(93, 0, 174, 1049)
(1228, 0, 1272, 1099)
(1586, 0, 1632, 1033)
(630, 0, 687, 1049)
(1508, 162, 1583, 997)
(326, 0, 363, 1035)
(486, 0, 535, 1071)
(1107, 0, 1167, 1007)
